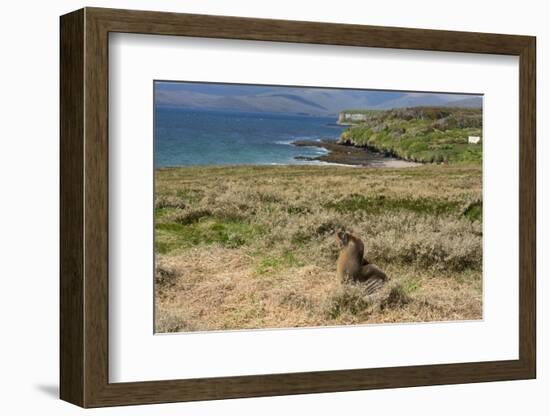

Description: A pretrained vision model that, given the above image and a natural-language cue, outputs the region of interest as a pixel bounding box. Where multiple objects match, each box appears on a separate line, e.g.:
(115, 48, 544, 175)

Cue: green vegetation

(401, 278, 422, 295)
(256, 252, 303, 275)
(338, 107, 482, 163)
(463, 200, 483, 222)
(155, 216, 264, 254)
(325, 194, 460, 216)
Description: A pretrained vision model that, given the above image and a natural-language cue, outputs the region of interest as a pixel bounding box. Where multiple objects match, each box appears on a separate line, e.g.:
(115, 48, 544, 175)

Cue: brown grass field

(154, 164, 482, 333)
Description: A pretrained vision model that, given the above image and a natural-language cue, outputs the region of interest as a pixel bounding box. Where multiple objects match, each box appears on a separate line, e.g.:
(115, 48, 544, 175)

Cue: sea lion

(336, 230, 388, 293)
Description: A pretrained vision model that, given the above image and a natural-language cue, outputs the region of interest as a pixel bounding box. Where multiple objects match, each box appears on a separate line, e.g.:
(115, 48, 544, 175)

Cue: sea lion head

(336, 230, 350, 246)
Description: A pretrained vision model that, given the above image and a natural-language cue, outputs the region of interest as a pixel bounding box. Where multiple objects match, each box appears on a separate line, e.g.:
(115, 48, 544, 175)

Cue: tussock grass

(155, 259, 178, 288)
(171, 209, 212, 225)
(380, 284, 412, 310)
(324, 284, 374, 319)
(154, 164, 482, 332)
(155, 195, 187, 210)
(325, 194, 460, 216)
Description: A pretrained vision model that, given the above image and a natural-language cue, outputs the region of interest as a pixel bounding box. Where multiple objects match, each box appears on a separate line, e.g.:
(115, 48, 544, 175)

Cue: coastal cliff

(337, 107, 483, 164)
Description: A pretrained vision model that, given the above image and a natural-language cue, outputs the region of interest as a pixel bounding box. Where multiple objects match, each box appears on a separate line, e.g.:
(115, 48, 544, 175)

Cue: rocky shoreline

(292, 139, 420, 168)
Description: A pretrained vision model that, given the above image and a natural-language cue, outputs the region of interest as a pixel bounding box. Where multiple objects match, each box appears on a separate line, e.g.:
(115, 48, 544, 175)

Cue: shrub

(155, 308, 195, 333)
(277, 290, 313, 309)
(324, 284, 373, 319)
(155, 195, 186, 209)
(363, 214, 482, 272)
(155, 261, 178, 287)
(380, 284, 411, 310)
(172, 209, 212, 225)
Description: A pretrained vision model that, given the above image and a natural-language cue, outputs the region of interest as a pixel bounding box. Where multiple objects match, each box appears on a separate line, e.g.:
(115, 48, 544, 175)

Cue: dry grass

(154, 164, 482, 333)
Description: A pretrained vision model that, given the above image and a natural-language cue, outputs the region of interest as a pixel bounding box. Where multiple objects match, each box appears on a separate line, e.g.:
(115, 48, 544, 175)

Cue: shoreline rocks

(292, 139, 420, 168)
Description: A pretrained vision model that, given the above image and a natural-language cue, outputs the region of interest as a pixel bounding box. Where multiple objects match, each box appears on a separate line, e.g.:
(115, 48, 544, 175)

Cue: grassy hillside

(338, 107, 482, 163)
(155, 164, 482, 332)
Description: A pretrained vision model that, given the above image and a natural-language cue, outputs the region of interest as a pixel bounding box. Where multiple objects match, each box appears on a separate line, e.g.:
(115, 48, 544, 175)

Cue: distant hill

(439, 96, 483, 108)
(155, 84, 482, 116)
(373, 94, 482, 110)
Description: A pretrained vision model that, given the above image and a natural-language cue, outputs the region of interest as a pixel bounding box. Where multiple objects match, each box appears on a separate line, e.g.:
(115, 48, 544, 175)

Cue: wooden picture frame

(60, 7, 536, 408)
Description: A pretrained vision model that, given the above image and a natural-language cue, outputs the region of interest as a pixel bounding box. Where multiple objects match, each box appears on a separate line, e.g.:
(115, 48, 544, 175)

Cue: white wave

(274, 140, 295, 145)
(275, 136, 316, 146)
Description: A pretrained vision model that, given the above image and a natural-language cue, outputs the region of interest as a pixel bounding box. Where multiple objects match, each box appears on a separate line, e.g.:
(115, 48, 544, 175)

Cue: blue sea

(154, 107, 345, 167)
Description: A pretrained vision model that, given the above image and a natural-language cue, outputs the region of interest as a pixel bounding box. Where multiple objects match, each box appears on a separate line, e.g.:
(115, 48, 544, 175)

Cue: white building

(338, 112, 369, 124)
(350, 113, 367, 121)
(468, 136, 481, 144)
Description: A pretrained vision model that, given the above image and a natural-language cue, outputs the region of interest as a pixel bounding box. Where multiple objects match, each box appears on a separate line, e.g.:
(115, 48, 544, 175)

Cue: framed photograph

(60, 7, 536, 408)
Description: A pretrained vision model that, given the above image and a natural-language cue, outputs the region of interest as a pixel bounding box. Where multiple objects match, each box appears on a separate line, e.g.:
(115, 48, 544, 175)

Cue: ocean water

(154, 107, 345, 167)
